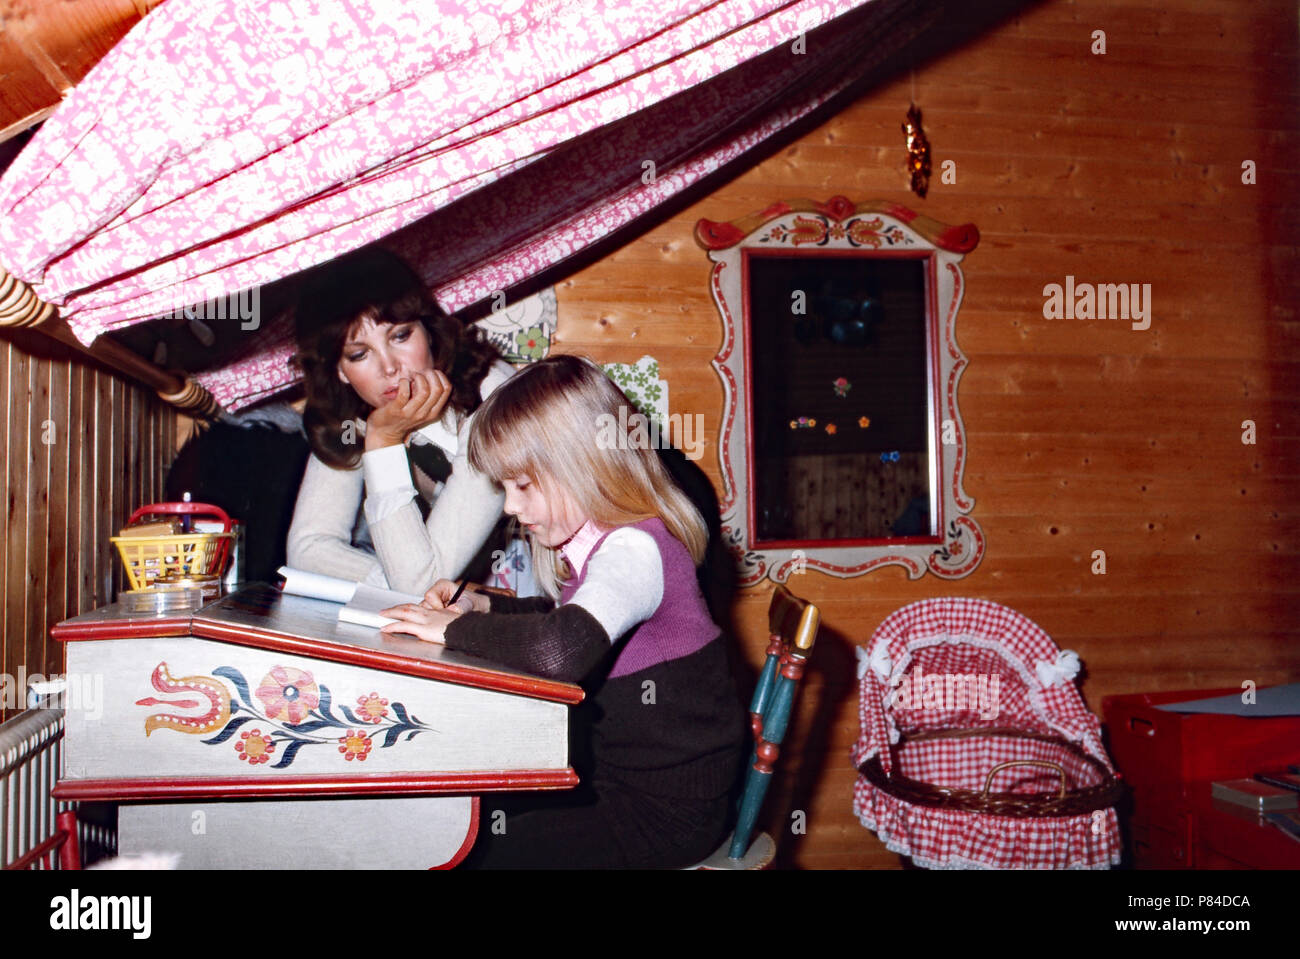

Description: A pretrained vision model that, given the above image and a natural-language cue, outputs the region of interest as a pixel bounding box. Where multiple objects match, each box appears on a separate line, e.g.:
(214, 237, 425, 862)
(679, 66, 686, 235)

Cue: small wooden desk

(53, 584, 582, 868)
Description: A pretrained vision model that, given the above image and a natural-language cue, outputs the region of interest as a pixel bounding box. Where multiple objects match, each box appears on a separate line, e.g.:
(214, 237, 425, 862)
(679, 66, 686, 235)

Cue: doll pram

(852, 598, 1124, 869)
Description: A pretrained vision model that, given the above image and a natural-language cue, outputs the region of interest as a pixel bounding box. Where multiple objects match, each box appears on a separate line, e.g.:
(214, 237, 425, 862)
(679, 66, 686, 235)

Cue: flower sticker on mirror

(825, 423, 838, 435)
(858, 416, 872, 429)
(833, 377, 851, 398)
(880, 450, 900, 464)
(789, 416, 817, 430)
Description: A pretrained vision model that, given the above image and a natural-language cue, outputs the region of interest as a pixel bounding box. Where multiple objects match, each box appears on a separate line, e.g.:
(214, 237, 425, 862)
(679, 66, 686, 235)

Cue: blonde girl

(382, 353, 745, 869)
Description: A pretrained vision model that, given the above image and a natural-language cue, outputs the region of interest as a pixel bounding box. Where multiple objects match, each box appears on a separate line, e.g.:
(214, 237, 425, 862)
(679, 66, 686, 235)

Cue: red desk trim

(191, 618, 583, 705)
(53, 768, 580, 802)
(52, 618, 193, 642)
(434, 796, 480, 870)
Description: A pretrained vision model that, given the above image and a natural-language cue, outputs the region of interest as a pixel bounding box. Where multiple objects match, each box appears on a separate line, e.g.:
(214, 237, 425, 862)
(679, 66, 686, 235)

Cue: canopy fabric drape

(0, 0, 921, 410)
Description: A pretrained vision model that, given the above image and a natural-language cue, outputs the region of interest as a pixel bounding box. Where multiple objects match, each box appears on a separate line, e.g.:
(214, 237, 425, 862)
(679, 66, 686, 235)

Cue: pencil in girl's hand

(447, 579, 468, 608)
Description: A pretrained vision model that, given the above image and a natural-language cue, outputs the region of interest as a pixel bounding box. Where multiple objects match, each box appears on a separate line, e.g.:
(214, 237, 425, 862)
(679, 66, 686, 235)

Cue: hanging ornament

(833, 377, 851, 397)
(903, 104, 931, 198)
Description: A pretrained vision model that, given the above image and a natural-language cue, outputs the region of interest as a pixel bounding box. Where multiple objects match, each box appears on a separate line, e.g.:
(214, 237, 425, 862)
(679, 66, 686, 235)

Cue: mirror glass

(749, 253, 933, 544)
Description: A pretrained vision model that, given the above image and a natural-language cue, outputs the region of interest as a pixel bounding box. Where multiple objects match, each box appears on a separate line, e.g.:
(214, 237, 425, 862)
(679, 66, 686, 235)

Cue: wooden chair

(694, 583, 821, 869)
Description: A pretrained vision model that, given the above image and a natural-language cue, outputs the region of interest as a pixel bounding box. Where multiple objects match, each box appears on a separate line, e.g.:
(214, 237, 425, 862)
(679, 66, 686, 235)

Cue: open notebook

(277, 566, 423, 629)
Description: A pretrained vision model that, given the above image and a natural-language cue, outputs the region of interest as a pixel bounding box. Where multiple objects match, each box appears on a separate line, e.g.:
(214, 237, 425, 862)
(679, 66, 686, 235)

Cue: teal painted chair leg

(750, 640, 783, 717)
(730, 768, 771, 858)
(730, 657, 802, 859)
(691, 585, 818, 870)
(739, 639, 784, 785)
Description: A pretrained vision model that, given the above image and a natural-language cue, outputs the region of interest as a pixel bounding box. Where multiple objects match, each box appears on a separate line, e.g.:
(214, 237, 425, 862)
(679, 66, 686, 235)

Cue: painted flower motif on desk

(136, 661, 434, 769)
(339, 730, 374, 761)
(255, 666, 320, 725)
(356, 692, 389, 724)
(236, 728, 275, 765)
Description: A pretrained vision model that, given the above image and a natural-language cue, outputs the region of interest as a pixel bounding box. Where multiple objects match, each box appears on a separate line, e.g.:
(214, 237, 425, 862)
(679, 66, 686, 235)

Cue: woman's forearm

(367, 459, 505, 594)
(286, 454, 384, 584)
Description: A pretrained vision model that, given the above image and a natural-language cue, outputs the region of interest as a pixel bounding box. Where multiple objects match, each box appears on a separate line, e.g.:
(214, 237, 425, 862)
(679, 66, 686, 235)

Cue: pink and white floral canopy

(0, 0, 916, 410)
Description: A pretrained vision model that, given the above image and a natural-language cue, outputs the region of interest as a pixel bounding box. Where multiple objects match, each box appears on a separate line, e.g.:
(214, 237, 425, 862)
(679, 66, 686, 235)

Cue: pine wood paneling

(0, 343, 173, 722)
(552, 0, 1300, 867)
(6, 342, 32, 702)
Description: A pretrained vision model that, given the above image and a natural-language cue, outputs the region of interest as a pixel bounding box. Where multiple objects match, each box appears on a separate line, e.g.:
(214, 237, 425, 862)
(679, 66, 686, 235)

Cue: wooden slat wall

(552, 0, 1299, 868)
(0, 341, 174, 723)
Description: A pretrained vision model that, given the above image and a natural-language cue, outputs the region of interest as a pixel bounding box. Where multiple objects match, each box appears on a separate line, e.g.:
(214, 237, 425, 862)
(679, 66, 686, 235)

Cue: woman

(286, 246, 531, 596)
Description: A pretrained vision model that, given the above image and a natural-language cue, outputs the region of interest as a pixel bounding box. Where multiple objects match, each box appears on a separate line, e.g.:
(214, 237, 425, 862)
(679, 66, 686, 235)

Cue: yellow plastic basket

(111, 533, 235, 591)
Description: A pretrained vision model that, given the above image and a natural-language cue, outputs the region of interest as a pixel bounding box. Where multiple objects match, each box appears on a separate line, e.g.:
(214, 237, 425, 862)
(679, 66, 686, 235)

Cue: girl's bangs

(467, 402, 535, 483)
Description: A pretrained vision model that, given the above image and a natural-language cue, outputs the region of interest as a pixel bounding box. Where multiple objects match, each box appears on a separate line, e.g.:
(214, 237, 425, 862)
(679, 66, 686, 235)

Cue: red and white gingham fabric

(852, 597, 1122, 869)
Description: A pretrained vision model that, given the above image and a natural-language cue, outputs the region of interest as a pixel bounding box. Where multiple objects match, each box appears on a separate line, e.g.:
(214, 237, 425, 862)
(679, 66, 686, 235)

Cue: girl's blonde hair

(467, 353, 708, 598)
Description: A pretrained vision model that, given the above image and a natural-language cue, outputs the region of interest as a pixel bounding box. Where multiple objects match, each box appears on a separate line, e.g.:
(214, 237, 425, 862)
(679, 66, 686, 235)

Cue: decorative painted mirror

(695, 196, 983, 585)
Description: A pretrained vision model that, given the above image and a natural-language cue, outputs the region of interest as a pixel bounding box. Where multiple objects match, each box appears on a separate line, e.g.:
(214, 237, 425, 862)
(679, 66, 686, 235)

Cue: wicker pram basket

(852, 598, 1124, 869)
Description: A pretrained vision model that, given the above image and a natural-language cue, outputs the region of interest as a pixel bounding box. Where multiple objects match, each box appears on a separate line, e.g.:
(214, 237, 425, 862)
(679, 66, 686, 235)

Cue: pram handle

(982, 760, 1066, 800)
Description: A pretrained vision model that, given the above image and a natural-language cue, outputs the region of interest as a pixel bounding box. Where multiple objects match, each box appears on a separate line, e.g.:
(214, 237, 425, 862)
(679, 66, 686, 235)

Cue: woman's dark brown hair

(291, 247, 499, 468)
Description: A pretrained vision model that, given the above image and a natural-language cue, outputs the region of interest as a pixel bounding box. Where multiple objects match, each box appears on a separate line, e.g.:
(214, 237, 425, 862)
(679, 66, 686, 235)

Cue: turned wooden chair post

(729, 584, 820, 860)
(691, 583, 821, 868)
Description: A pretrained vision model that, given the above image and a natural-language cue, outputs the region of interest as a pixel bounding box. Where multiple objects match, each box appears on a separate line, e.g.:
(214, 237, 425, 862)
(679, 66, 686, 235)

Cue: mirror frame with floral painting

(695, 196, 983, 585)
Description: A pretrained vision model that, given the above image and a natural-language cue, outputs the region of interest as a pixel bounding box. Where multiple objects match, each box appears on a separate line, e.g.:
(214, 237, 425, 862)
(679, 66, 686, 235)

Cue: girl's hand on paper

(422, 579, 487, 614)
(365, 369, 452, 450)
(379, 604, 456, 644)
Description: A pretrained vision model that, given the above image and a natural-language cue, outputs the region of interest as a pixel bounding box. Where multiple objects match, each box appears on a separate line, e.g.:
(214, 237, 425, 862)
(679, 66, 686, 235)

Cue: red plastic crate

(1102, 687, 1300, 868)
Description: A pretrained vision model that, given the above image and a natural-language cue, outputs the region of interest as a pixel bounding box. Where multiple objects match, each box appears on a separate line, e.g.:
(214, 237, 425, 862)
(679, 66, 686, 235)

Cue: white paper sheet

(277, 566, 360, 605)
(339, 584, 424, 628)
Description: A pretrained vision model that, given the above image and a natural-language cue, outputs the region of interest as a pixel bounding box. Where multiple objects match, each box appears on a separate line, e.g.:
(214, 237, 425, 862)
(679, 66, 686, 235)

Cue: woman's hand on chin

(379, 603, 457, 644)
(365, 369, 452, 450)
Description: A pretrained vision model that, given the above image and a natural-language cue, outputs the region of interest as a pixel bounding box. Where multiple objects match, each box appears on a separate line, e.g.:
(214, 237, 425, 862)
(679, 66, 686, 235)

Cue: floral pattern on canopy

(0, 0, 922, 410)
